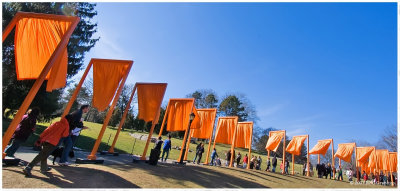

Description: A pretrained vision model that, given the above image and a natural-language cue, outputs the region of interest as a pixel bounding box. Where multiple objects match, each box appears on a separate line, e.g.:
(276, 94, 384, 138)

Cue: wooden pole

(307, 135, 310, 177)
(292, 154, 295, 175)
(108, 84, 137, 153)
(157, 102, 170, 137)
(318, 154, 320, 164)
(282, 130, 286, 174)
(184, 130, 192, 161)
(267, 131, 271, 161)
(247, 123, 253, 170)
(2, 16, 79, 158)
(87, 62, 133, 160)
(62, 61, 94, 117)
(332, 139, 335, 179)
(204, 110, 217, 165)
(229, 119, 238, 167)
(2, 13, 20, 42)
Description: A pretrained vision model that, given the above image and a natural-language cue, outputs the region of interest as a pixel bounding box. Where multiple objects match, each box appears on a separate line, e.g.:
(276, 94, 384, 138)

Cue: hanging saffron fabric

(286, 135, 307, 156)
(265, 131, 285, 152)
(137, 83, 167, 122)
(190, 109, 217, 139)
(92, 59, 131, 111)
(309, 139, 332, 155)
(165, 99, 195, 132)
(214, 117, 238, 145)
(235, 122, 253, 149)
(389, 152, 397, 172)
(334, 143, 355, 163)
(376, 149, 390, 171)
(14, 16, 75, 92)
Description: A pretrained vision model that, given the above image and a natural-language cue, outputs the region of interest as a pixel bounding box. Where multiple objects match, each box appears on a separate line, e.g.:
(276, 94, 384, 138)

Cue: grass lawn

(4, 118, 325, 177)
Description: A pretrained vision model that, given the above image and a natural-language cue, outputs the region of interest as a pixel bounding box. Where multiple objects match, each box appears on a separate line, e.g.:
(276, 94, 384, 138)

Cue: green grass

(3, 117, 337, 179)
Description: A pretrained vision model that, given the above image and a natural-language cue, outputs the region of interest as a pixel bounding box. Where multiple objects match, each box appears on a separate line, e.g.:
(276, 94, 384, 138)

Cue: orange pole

(2, 14, 20, 42)
(108, 84, 137, 153)
(354, 144, 358, 182)
(229, 120, 238, 167)
(87, 62, 133, 160)
(307, 135, 310, 177)
(318, 154, 320, 164)
(282, 130, 286, 174)
(177, 102, 195, 162)
(2, 16, 79, 159)
(62, 61, 94, 117)
(204, 108, 217, 165)
(332, 139, 335, 179)
(157, 102, 170, 137)
(267, 131, 271, 161)
(247, 124, 253, 170)
(292, 154, 295, 175)
(184, 130, 192, 161)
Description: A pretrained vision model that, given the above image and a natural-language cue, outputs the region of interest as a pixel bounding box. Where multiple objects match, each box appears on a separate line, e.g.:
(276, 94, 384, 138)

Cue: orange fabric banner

(389, 152, 397, 172)
(286, 135, 307, 156)
(165, 99, 195, 132)
(334, 143, 355, 163)
(356, 147, 374, 164)
(136, 83, 167, 122)
(190, 107, 201, 129)
(309, 139, 331, 155)
(265, 131, 285, 152)
(190, 109, 217, 139)
(376, 149, 390, 171)
(214, 117, 238, 145)
(368, 149, 377, 173)
(14, 17, 73, 91)
(92, 60, 131, 111)
(234, 122, 253, 149)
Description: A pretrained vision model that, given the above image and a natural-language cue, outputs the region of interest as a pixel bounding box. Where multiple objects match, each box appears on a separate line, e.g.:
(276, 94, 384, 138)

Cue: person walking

(225, 150, 231, 166)
(326, 163, 332, 179)
(196, 143, 205, 164)
(210, 148, 218, 166)
(272, 155, 277, 173)
(337, 166, 343, 181)
(285, 159, 289, 174)
(193, 142, 202, 164)
(23, 117, 70, 177)
(266, 158, 271, 171)
(257, 156, 262, 170)
(5, 107, 40, 157)
(59, 105, 89, 166)
(236, 152, 242, 167)
(161, 135, 172, 162)
(303, 163, 307, 176)
(243, 154, 248, 168)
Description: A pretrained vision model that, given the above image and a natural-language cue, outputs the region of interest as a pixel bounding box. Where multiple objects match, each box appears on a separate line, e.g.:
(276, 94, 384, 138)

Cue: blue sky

(74, 3, 397, 147)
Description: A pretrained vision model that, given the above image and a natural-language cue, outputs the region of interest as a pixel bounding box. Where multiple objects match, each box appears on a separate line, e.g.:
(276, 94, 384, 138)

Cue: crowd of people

(5, 106, 398, 187)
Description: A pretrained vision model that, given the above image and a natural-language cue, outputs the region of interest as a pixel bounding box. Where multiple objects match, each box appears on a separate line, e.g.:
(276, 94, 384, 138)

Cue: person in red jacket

(23, 117, 69, 177)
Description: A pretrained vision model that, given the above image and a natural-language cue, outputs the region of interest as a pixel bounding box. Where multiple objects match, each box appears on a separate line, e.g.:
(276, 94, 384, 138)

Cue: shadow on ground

(3, 166, 139, 188)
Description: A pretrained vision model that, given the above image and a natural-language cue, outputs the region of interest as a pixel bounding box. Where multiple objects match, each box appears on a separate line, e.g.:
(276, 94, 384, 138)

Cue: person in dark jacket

(5, 107, 40, 157)
(236, 152, 242, 167)
(154, 136, 163, 150)
(226, 150, 231, 166)
(193, 142, 202, 164)
(272, 155, 278, 172)
(160, 135, 172, 162)
(266, 158, 271, 171)
(196, 143, 205, 164)
(23, 117, 70, 177)
(58, 105, 89, 166)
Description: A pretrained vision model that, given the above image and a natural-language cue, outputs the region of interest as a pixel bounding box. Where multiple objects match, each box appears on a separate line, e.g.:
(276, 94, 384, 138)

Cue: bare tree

(378, 125, 397, 152)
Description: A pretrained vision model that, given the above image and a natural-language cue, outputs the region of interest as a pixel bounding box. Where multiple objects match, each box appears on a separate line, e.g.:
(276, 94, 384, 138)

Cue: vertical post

(307, 135, 310, 177)
(229, 120, 238, 167)
(184, 130, 192, 161)
(178, 123, 190, 163)
(2, 13, 20, 42)
(355, 144, 358, 182)
(292, 154, 295, 175)
(204, 109, 217, 165)
(62, 61, 94, 117)
(318, 154, 320, 164)
(332, 139, 335, 179)
(157, 102, 170, 137)
(247, 123, 253, 170)
(282, 130, 286, 174)
(2, 16, 79, 158)
(87, 62, 132, 160)
(267, 131, 271, 161)
(108, 84, 137, 153)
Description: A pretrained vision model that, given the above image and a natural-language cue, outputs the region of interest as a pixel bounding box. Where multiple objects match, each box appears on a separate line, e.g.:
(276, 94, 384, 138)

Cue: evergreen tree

(2, 2, 99, 121)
